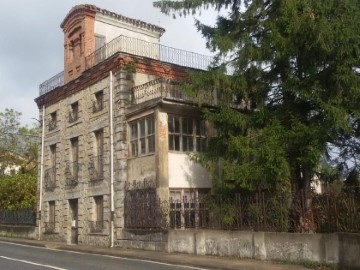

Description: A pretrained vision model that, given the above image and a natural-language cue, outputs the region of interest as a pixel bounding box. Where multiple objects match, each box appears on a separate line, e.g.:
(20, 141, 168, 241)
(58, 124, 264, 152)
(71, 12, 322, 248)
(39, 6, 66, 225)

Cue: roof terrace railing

(39, 71, 64, 96)
(85, 35, 213, 71)
(38, 35, 214, 97)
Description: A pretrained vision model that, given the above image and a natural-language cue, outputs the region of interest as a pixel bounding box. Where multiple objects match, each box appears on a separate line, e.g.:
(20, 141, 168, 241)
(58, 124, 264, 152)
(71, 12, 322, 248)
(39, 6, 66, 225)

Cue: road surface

(0, 241, 207, 270)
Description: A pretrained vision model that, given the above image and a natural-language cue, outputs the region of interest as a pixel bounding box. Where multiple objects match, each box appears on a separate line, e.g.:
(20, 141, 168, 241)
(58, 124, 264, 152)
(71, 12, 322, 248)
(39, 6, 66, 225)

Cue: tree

(154, 0, 360, 230)
(0, 108, 38, 175)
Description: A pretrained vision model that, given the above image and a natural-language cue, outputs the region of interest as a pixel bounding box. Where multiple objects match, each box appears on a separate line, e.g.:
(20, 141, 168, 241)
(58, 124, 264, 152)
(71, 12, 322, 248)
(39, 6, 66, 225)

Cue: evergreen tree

(154, 0, 360, 230)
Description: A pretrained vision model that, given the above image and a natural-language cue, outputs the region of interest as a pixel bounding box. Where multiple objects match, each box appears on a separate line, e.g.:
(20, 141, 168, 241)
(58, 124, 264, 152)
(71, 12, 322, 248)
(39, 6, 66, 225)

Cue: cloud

(0, 0, 216, 126)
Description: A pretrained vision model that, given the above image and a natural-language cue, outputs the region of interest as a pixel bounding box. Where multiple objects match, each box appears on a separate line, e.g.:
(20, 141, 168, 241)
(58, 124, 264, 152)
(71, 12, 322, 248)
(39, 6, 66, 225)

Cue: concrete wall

(0, 225, 36, 240)
(167, 230, 360, 269)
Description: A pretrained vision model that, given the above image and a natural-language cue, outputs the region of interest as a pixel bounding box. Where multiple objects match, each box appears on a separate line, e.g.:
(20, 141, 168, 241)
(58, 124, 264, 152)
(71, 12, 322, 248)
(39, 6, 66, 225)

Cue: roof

(60, 4, 165, 35)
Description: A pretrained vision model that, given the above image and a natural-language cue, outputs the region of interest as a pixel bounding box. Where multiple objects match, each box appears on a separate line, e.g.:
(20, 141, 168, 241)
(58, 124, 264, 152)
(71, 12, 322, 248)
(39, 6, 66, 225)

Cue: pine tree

(154, 0, 360, 231)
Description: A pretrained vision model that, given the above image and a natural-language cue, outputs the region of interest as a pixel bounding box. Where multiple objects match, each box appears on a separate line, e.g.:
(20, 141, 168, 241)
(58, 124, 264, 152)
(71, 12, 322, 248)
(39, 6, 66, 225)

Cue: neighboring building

(35, 5, 214, 246)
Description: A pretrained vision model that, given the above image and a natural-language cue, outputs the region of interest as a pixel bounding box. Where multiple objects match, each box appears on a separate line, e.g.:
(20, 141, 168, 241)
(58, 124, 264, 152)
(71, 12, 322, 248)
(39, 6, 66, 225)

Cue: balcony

(131, 77, 246, 108)
(38, 35, 213, 97)
(44, 167, 56, 190)
(65, 161, 79, 187)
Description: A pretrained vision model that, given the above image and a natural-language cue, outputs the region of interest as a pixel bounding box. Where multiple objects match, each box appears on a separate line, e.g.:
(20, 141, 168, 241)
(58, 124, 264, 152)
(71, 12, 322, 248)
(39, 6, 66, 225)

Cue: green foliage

(0, 108, 38, 175)
(154, 0, 360, 197)
(0, 173, 37, 210)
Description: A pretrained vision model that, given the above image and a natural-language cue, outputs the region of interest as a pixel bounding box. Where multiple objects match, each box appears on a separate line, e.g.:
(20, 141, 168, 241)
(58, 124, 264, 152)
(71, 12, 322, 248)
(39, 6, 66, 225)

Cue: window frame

(129, 115, 155, 158)
(168, 115, 206, 153)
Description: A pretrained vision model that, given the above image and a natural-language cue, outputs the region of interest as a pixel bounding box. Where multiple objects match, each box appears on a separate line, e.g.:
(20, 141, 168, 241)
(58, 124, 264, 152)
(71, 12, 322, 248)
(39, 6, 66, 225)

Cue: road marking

(0, 255, 67, 270)
(0, 241, 209, 270)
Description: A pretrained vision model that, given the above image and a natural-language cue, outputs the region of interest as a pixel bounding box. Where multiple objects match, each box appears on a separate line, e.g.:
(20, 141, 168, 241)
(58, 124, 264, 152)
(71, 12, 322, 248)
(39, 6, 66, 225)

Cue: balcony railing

(44, 222, 56, 233)
(68, 111, 79, 123)
(131, 78, 249, 108)
(39, 71, 64, 96)
(44, 167, 56, 190)
(65, 161, 79, 187)
(38, 35, 214, 97)
(89, 220, 104, 233)
(88, 155, 104, 182)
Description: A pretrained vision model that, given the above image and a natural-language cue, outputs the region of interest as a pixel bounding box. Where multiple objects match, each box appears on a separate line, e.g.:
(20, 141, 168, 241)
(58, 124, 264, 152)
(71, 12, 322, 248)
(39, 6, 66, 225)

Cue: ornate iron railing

(0, 208, 36, 225)
(65, 161, 79, 187)
(48, 119, 57, 131)
(124, 180, 168, 229)
(44, 167, 56, 190)
(39, 71, 64, 96)
(44, 222, 56, 233)
(39, 35, 214, 96)
(88, 155, 104, 182)
(68, 111, 79, 123)
(89, 220, 104, 233)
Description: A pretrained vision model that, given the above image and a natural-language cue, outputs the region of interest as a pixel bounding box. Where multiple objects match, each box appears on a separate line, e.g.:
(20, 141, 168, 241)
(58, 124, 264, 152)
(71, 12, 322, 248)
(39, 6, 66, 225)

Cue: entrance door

(69, 199, 78, 244)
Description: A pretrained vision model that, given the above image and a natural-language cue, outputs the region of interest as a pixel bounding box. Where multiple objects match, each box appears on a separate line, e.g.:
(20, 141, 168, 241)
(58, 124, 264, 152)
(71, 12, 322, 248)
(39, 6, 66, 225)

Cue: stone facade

(36, 5, 212, 247)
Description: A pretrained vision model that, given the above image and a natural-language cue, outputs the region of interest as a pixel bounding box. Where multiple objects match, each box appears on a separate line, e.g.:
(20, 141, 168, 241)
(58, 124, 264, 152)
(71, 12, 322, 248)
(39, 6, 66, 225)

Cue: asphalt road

(0, 241, 208, 270)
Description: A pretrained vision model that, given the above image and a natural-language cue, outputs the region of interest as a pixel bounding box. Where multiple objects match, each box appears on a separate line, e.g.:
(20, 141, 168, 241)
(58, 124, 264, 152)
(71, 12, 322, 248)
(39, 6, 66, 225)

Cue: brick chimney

(61, 5, 96, 83)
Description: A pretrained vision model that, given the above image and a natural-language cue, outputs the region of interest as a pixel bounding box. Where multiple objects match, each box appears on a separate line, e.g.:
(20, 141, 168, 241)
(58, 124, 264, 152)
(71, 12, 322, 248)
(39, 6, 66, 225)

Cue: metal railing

(68, 111, 79, 123)
(65, 161, 79, 187)
(0, 208, 36, 225)
(85, 35, 212, 70)
(44, 167, 56, 190)
(38, 35, 214, 96)
(88, 155, 104, 182)
(39, 71, 64, 96)
(44, 222, 56, 233)
(89, 220, 104, 233)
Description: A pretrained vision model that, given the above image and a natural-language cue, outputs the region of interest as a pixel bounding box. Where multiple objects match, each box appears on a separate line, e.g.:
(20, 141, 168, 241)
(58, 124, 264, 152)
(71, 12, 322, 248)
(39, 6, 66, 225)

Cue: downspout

(109, 71, 115, 247)
(38, 105, 45, 240)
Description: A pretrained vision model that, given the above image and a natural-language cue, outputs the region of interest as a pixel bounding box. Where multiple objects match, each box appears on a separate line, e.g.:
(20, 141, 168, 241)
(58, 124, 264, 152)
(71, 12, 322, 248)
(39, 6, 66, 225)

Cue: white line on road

(0, 241, 209, 270)
(0, 255, 68, 270)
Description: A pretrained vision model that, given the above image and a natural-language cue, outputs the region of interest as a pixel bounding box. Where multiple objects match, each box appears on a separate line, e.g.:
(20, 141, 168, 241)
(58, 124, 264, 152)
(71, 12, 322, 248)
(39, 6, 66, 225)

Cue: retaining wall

(0, 225, 36, 240)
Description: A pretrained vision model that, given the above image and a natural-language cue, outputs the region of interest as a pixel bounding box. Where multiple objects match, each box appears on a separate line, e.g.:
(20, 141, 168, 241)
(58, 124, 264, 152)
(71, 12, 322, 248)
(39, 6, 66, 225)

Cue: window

(66, 138, 79, 185)
(95, 35, 106, 51)
(45, 145, 56, 189)
(69, 101, 79, 123)
(129, 115, 155, 157)
(90, 196, 104, 233)
(45, 201, 55, 233)
(169, 189, 210, 229)
(93, 91, 104, 113)
(168, 115, 206, 152)
(89, 129, 104, 181)
(49, 111, 57, 131)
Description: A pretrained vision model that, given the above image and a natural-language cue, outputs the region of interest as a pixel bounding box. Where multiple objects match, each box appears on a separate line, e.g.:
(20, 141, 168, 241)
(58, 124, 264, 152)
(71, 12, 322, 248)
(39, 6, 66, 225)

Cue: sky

(0, 0, 218, 127)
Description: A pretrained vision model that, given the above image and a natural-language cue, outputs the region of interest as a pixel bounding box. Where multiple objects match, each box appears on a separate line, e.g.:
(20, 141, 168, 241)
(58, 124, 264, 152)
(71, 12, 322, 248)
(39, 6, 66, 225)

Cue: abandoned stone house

(34, 5, 215, 247)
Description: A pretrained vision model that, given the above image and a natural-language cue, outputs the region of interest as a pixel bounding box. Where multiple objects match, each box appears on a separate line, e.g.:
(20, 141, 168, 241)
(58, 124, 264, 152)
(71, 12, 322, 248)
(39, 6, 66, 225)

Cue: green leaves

(0, 173, 37, 210)
(155, 0, 360, 194)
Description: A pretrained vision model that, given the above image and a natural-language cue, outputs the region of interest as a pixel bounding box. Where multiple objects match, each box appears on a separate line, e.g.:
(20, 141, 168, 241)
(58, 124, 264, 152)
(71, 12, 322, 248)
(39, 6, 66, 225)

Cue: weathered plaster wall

(168, 153, 211, 188)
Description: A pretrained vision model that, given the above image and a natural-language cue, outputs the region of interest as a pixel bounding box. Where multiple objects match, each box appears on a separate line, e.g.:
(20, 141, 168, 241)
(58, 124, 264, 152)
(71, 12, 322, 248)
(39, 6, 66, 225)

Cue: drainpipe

(38, 105, 45, 240)
(109, 71, 115, 247)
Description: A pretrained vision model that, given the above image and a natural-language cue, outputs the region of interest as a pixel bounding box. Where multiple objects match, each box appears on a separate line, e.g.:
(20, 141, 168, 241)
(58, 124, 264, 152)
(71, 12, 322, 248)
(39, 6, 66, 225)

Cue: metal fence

(0, 208, 36, 226)
(124, 186, 360, 233)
